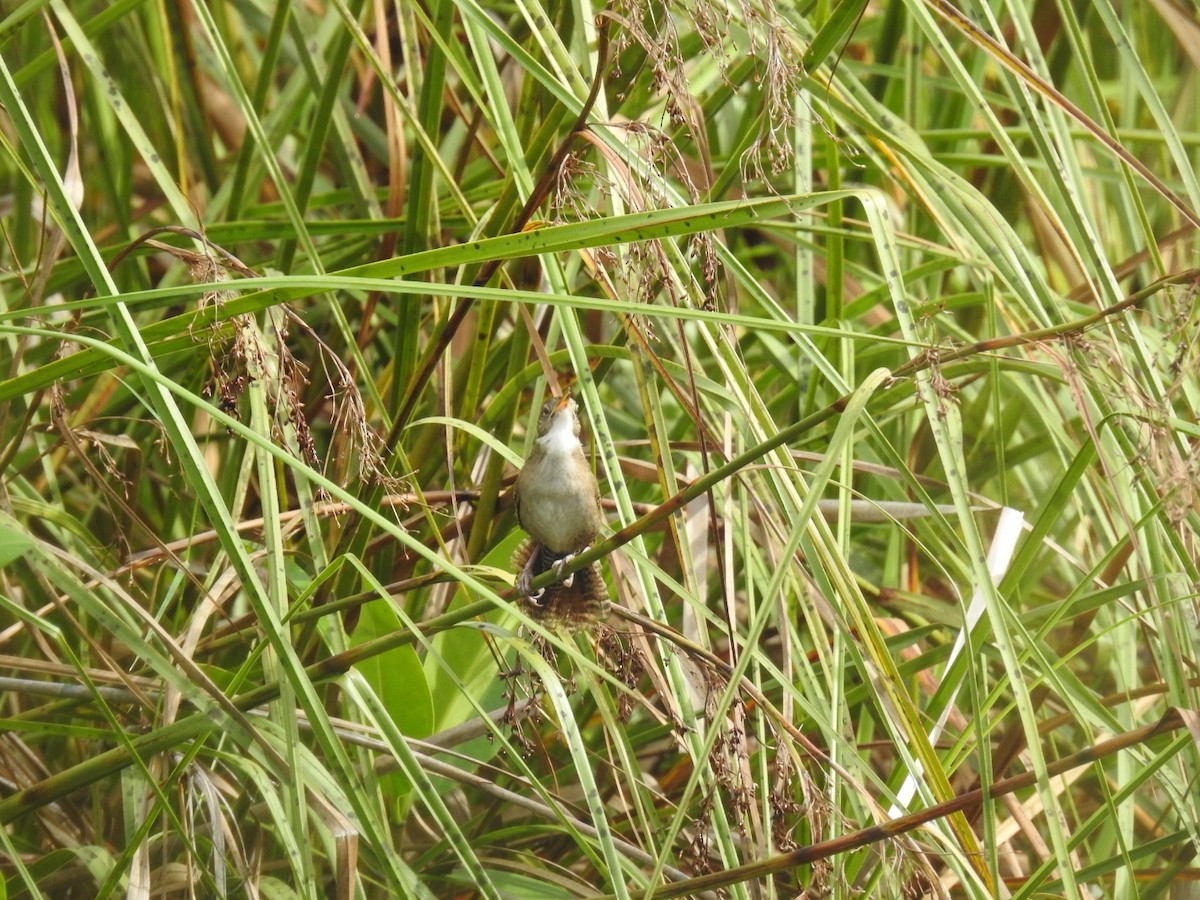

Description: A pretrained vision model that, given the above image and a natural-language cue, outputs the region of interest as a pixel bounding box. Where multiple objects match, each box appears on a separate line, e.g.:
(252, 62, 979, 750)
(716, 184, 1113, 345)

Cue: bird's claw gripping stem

(551, 552, 578, 588)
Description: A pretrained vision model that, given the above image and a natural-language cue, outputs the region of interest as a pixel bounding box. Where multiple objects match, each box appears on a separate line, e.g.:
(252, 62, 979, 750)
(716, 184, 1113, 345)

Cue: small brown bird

(513, 394, 608, 624)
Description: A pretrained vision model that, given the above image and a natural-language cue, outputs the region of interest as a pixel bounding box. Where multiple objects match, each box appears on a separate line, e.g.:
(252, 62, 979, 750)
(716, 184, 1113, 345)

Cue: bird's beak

(553, 394, 573, 413)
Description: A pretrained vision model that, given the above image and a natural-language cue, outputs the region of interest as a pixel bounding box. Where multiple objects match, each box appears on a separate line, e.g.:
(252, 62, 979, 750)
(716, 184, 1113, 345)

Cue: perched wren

(513, 394, 608, 624)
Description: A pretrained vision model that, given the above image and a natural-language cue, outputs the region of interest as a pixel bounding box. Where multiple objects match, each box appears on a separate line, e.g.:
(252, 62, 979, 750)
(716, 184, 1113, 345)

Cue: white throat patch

(539, 409, 579, 455)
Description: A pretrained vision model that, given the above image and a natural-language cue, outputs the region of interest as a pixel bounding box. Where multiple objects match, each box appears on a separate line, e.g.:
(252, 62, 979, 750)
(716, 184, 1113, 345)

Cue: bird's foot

(518, 544, 545, 605)
(550, 551, 581, 588)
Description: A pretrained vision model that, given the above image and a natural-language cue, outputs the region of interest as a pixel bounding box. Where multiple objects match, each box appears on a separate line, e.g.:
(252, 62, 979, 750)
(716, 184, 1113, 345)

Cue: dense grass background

(1, 0, 1198, 897)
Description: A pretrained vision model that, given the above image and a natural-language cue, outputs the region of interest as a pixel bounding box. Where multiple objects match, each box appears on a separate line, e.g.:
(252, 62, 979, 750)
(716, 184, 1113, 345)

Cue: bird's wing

(513, 476, 525, 530)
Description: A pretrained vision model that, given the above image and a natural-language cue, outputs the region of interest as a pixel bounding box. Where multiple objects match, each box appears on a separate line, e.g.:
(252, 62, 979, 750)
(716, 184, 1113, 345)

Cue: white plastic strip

(888, 506, 1026, 817)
